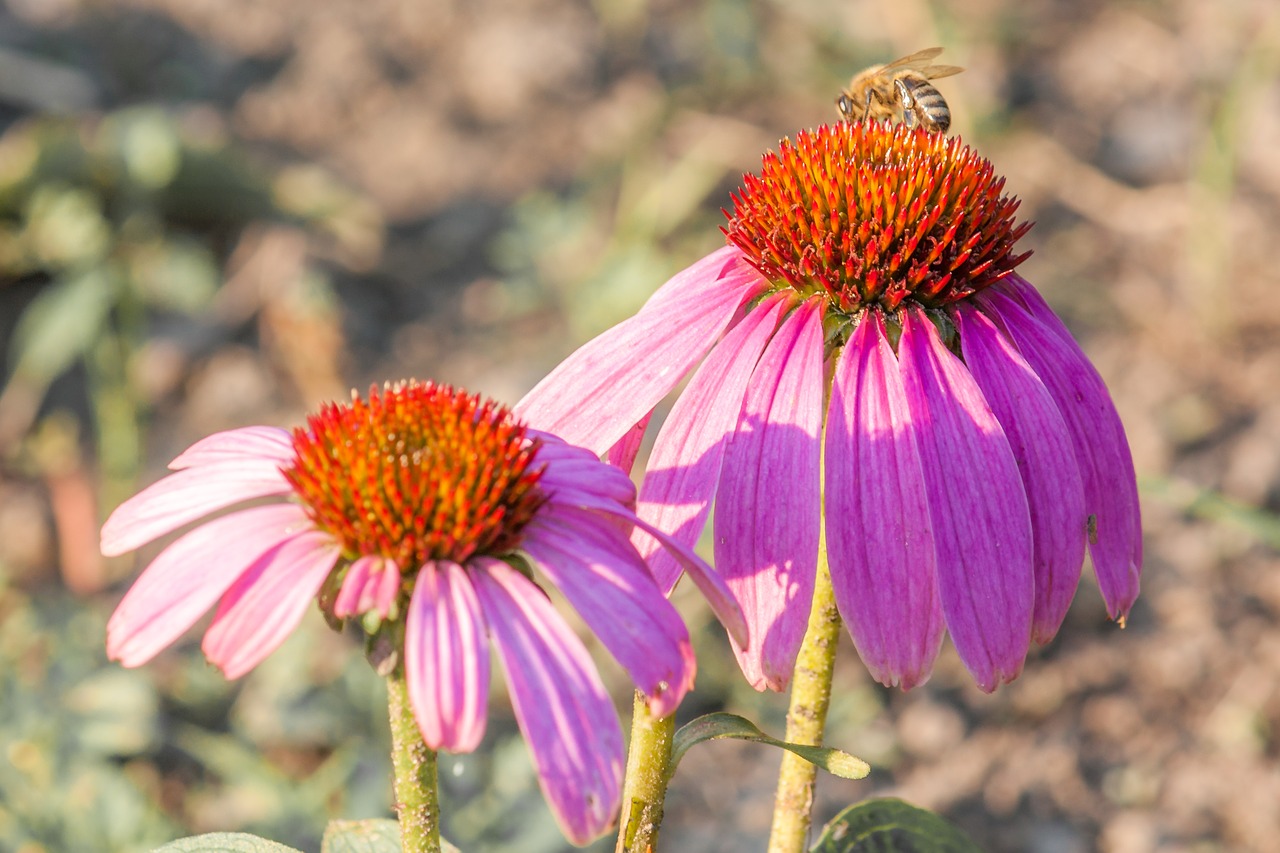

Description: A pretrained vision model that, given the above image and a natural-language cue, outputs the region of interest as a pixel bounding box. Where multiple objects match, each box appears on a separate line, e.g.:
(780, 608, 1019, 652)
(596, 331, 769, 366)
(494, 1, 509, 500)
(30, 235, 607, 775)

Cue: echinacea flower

(102, 380, 744, 844)
(516, 121, 1141, 694)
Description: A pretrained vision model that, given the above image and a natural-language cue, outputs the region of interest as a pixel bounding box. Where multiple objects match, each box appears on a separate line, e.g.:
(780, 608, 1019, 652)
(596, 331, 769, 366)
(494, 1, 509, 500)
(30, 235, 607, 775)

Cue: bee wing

(878, 47, 945, 72)
(920, 63, 964, 80)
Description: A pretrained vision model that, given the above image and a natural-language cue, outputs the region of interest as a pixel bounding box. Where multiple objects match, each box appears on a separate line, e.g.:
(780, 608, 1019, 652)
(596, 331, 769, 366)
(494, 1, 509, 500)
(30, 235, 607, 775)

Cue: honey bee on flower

(836, 46, 963, 133)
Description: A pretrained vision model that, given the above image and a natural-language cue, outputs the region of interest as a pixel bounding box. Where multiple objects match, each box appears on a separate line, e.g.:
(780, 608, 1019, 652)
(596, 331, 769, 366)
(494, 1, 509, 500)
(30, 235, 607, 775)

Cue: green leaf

(322, 819, 464, 853)
(810, 798, 985, 852)
(321, 819, 401, 853)
(9, 267, 114, 386)
(672, 712, 869, 780)
(151, 832, 304, 853)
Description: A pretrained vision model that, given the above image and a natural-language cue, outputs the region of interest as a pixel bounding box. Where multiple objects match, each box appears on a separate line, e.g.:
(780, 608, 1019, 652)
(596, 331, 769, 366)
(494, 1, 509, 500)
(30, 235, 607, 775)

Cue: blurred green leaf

(10, 266, 115, 385)
(810, 799, 985, 853)
(24, 182, 110, 266)
(152, 833, 304, 853)
(127, 236, 219, 313)
(321, 819, 401, 853)
(672, 712, 870, 780)
(115, 109, 183, 189)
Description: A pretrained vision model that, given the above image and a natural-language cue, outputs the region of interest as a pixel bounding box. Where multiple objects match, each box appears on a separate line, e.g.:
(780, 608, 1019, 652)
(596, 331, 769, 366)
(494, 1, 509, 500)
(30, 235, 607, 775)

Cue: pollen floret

(285, 382, 546, 570)
(724, 122, 1032, 319)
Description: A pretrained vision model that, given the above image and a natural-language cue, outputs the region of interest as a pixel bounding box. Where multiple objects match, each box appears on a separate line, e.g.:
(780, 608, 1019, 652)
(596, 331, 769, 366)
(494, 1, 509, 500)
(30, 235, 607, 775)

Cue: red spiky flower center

(723, 122, 1031, 319)
(283, 380, 546, 570)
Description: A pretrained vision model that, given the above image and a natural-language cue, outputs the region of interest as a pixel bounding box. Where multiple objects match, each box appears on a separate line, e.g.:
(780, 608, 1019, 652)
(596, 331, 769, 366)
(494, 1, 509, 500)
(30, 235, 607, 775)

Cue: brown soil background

(1, 0, 1278, 851)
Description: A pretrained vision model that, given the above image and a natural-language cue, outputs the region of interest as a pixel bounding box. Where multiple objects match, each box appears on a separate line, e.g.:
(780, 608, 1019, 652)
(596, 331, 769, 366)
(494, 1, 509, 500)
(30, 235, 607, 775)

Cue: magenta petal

(202, 530, 341, 679)
(627, 511, 748, 649)
(471, 559, 623, 846)
(405, 560, 490, 753)
(537, 453, 638, 510)
(101, 459, 293, 557)
(635, 292, 790, 592)
(169, 426, 295, 470)
(714, 299, 825, 692)
(523, 483, 747, 649)
(954, 303, 1088, 643)
(107, 504, 311, 667)
(826, 312, 943, 689)
(898, 308, 1033, 692)
(979, 284, 1143, 620)
(523, 509, 694, 717)
(514, 248, 767, 456)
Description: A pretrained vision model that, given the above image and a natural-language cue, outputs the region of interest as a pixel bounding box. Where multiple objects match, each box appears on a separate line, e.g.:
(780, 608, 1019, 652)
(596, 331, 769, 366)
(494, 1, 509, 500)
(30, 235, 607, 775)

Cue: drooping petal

(514, 248, 768, 456)
(535, 441, 638, 510)
(404, 560, 490, 753)
(603, 414, 651, 475)
(523, 507, 695, 716)
(202, 530, 342, 679)
(715, 298, 825, 692)
(526, 483, 747, 649)
(978, 283, 1142, 620)
(107, 503, 311, 667)
(101, 459, 293, 557)
(825, 311, 943, 689)
(625, 510, 748, 650)
(634, 292, 790, 592)
(333, 555, 401, 619)
(953, 303, 1087, 643)
(168, 426, 296, 470)
(898, 307, 1033, 692)
(471, 559, 623, 846)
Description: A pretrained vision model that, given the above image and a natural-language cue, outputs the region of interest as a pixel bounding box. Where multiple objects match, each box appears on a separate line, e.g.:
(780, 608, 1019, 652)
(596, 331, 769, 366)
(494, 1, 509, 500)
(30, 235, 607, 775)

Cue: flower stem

(767, 527, 841, 853)
(387, 666, 443, 853)
(615, 690, 676, 853)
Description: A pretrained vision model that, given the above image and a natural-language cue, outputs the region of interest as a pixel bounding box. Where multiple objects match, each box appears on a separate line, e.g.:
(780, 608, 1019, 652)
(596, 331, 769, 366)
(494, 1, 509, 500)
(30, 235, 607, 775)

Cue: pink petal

(898, 308, 1033, 692)
(405, 560, 490, 753)
(979, 284, 1143, 620)
(333, 555, 402, 619)
(107, 504, 311, 667)
(101, 459, 293, 557)
(954, 303, 1087, 643)
(714, 298, 826, 692)
(169, 426, 295, 470)
(471, 559, 623, 846)
(523, 508, 695, 717)
(514, 248, 767, 456)
(202, 530, 341, 679)
(603, 414, 651, 475)
(825, 311, 943, 689)
(634, 292, 790, 592)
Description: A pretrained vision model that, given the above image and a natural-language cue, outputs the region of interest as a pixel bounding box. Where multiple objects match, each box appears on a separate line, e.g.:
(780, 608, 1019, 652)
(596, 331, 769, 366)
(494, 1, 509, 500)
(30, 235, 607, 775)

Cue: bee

(836, 47, 963, 133)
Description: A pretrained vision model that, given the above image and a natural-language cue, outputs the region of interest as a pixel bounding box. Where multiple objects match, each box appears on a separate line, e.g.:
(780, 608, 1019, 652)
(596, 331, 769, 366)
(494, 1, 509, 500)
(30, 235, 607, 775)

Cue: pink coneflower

(516, 122, 1142, 694)
(102, 380, 744, 844)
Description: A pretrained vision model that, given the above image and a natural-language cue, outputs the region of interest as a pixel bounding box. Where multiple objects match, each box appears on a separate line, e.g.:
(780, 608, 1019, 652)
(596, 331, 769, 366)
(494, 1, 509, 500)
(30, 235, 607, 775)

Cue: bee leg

(893, 78, 919, 127)
(862, 88, 875, 122)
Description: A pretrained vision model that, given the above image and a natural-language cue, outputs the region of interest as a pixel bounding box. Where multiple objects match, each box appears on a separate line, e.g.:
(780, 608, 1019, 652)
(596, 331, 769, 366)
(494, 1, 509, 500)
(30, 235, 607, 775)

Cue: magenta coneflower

(102, 380, 744, 844)
(516, 122, 1142, 694)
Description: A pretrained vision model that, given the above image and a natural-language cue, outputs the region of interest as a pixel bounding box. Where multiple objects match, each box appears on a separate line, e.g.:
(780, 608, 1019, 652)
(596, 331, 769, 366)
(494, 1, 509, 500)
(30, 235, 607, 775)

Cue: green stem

(767, 527, 841, 853)
(615, 690, 676, 853)
(387, 667, 443, 853)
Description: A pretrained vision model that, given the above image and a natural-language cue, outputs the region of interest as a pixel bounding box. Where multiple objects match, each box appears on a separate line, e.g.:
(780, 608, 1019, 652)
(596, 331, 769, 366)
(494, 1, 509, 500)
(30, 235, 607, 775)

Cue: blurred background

(0, 0, 1277, 851)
